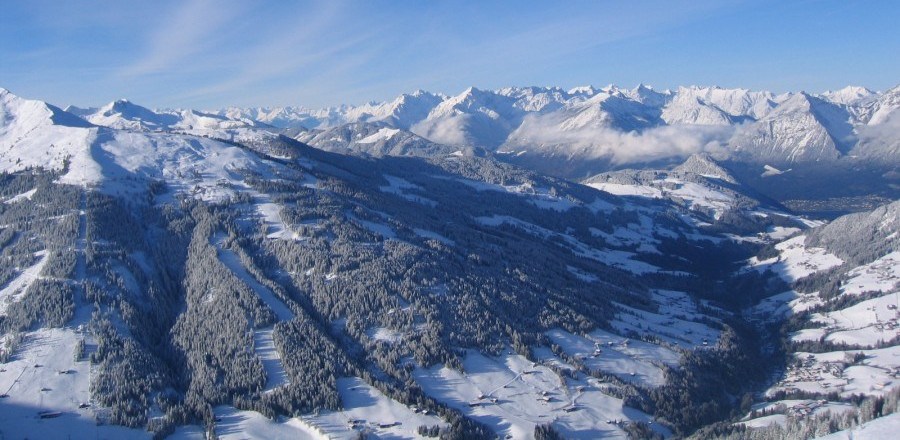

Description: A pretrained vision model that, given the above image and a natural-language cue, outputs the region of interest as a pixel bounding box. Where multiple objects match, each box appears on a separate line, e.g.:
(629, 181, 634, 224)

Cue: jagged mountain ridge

(209, 84, 900, 170)
(40, 82, 900, 217)
(48, 83, 900, 191)
(295, 121, 482, 158)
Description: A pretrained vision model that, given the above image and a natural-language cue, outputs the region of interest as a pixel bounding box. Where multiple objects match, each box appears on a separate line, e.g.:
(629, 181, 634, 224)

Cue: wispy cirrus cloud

(120, 0, 250, 77)
(5, 0, 897, 109)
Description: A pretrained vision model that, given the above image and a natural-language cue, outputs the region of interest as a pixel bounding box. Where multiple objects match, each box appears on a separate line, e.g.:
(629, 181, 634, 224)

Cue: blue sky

(1, 0, 898, 109)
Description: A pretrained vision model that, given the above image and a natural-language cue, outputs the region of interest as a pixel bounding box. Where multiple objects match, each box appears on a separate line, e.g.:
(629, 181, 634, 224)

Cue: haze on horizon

(1, 0, 898, 110)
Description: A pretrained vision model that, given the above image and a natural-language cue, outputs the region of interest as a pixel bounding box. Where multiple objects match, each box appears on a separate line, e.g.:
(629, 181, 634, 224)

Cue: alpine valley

(1, 83, 899, 440)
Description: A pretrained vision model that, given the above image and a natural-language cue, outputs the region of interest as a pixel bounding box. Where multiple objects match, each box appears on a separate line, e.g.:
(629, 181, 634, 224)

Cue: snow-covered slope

(673, 153, 738, 184)
(864, 86, 900, 126)
(821, 85, 877, 106)
(411, 87, 524, 148)
(816, 412, 900, 440)
(296, 121, 468, 157)
(69, 99, 179, 131)
(583, 153, 782, 221)
(216, 90, 445, 131)
(747, 202, 900, 420)
(661, 93, 738, 126)
(72, 99, 270, 133)
(730, 93, 856, 163)
(4, 87, 797, 440)
(0, 89, 286, 200)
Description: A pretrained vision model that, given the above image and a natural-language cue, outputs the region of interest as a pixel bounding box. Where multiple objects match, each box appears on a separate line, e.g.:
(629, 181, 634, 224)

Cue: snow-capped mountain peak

(865, 85, 900, 125)
(729, 91, 858, 162)
(567, 85, 600, 97)
(673, 152, 738, 184)
(87, 99, 178, 131)
(821, 85, 876, 105)
(626, 83, 670, 107)
(1, 87, 93, 131)
(0, 89, 282, 198)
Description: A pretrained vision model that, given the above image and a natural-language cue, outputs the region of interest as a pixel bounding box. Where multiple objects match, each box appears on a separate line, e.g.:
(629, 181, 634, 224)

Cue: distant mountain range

(47, 84, 900, 193)
(207, 84, 900, 170)
(26, 83, 891, 216)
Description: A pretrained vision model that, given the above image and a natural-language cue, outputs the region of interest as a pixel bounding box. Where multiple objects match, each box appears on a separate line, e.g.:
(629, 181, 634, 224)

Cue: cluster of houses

(784, 400, 831, 418)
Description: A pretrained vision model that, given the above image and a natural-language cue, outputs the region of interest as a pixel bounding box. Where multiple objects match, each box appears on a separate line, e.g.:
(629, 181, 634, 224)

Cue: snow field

(546, 329, 674, 387)
(0, 328, 149, 439)
(305, 377, 446, 439)
(413, 349, 665, 439)
(815, 412, 900, 439)
(611, 290, 722, 348)
(740, 400, 855, 429)
(444, 176, 579, 211)
(357, 127, 400, 144)
(2, 188, 37, 204)
(0, 250, 48, 315)
(842, 251, 900, 296)
(807, 294, 900, 346)
(768, 345, 900, 399)
(752, 290, 823, 321)
(748, 235, 844, 282)
(587, 182, 663, 199)
(412, 228, 454, 245)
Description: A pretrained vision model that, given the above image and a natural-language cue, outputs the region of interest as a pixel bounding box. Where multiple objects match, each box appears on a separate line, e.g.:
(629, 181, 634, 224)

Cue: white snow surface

(2, 188, 36, 204)
(740, 400, 855, 429)
(587, 182, 663, 199)
(379, 175, 437, 206)
(752, 290, 824, 321)
(173, 378, 445, 439)
(611, 289, 722, 347)
(0, 328, 149, 439)
(304, 377, 445, 439)
(253, 328, 290, 392)
(748, 236, 844, 282)
(1, 89, 285, 203)
(807, 294, 900, 346)
(741, 414, 788, 428)
(768, 345, 900, 399)
(842, 251, 900, 296)
(412, 228, 454, 245)
(413, 350, 663, 439)
(545, 329, 677, 387)
(448, 176, 579, 211)
(171, 408, 327, 440)
(356, 127, 401, 143)
(588, 177, 735, 219)
(815, 412, 900, 439)
(0, 251, 49, 316)
(213, 236, 294, 321)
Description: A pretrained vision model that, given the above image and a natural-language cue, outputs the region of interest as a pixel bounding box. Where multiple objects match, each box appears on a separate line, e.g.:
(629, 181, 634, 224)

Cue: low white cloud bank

(411, 115, 472, 147)
(506, 113, 736, 165)
(854, 110, 900, 159)
(411, 114, 513, 149)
